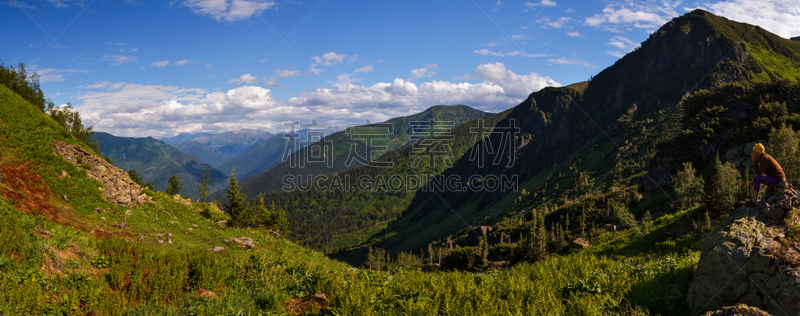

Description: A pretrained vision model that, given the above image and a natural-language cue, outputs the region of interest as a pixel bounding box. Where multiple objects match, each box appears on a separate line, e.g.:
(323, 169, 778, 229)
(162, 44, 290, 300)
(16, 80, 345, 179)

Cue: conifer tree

(674, 162, 705, 209)
(224, 167, 248, 224)
(166, 174, 183, 196)
(197, 167, 212, 202)
(708, 154, 740, 214)
(769, 124, 800, 185)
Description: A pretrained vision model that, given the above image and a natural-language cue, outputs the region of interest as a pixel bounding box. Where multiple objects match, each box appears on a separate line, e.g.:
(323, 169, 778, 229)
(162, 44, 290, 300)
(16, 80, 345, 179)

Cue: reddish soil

(0, 163, 86, 231)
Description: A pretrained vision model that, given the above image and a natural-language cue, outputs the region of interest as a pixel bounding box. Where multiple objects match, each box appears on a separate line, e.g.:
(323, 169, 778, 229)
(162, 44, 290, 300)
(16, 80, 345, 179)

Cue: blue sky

(2, 0, 799, 137)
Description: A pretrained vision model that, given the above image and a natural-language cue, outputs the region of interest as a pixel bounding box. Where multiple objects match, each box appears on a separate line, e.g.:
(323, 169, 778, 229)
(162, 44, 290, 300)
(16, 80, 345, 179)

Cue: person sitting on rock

(752, 143, 786, 202)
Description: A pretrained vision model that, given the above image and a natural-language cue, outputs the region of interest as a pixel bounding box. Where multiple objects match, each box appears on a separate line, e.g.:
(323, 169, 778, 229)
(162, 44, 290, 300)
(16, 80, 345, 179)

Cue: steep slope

(93, 132, 228, 198)
(173, 141, 228, 167)
(230, 104, 492, 198)
(261, 108, 512, 252)
(216, 133, 303, 178)
(364, 9, 800, 254)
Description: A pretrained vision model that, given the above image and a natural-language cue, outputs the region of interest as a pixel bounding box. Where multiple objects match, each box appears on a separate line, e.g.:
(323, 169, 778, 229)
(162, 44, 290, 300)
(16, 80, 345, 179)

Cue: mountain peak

(792, 36, 800, 42)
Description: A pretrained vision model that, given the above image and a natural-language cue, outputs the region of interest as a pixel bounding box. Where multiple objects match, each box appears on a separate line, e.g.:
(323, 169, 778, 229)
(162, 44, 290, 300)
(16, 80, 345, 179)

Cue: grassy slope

(0, 83, 706, 315)
(366, 9, 800, 255)
(93, 132, 228, 199)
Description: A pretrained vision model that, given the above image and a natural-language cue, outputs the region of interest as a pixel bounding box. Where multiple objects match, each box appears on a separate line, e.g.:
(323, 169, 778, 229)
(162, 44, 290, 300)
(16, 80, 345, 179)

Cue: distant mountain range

(224, 104, 493, 200)
(92, 132, 228, 199)
(163, 129, 274, 162)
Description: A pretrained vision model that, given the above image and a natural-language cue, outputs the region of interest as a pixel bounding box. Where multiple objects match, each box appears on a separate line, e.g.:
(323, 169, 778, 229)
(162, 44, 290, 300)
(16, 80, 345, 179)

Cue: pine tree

(769, 124, 800, 185)
(166, 174, 183, 196)
(580, 206, 587, 238)
(197, 167, 212, 202)
(708, 154, 740, 214)
(674, 162, 705, 209)
(224, 167, 248, 225)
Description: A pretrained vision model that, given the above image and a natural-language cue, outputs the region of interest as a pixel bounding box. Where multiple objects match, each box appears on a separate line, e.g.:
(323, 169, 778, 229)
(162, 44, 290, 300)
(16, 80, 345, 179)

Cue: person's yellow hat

(753, 143, 765, 154)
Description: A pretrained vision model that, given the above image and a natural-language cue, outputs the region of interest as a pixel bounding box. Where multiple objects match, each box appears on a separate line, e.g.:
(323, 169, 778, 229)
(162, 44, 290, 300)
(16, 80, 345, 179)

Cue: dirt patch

(1, 163, 60, 218)
(51, 140, 150, 206)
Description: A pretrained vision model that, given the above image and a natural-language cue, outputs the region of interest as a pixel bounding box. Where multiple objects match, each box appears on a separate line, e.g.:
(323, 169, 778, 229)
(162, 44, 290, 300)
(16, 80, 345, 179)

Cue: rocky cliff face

(52, 140, 150, 206)
(687, 187, 800, 314)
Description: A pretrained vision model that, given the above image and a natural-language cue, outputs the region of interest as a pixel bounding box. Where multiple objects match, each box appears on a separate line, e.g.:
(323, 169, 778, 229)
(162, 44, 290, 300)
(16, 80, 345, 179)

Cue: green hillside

(357, 9, 800, 255)
(216, 133, 303, 179)
(262, 107, 512, 252)
(0, 62, 706, 316)
(225, 104, 492, 198)
(93, 132, 228, 199)
(173, 141, 228, 167)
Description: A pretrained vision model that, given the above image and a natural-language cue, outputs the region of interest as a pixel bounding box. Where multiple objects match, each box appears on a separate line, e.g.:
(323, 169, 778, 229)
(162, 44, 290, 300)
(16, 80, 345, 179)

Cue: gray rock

(568, 238, 591, 250)
(206, 246, 226, 252)
(224, 237, 255, 249)
(687, 206, 798, 315)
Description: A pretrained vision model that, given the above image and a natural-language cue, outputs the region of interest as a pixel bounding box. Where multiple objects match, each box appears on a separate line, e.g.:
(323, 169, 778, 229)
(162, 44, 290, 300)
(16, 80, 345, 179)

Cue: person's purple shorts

(754, 174, 780, 192)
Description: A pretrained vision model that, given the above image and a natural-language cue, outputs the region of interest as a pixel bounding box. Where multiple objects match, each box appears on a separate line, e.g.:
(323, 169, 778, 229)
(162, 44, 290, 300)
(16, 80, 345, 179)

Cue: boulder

(687, 206, 799, 315)
(568, 238, 591, 250)
(702, 304, 771, 316)
(206, 246, 225, 252)
(285, 293, 329, 315)
(224, 237, 255, 249)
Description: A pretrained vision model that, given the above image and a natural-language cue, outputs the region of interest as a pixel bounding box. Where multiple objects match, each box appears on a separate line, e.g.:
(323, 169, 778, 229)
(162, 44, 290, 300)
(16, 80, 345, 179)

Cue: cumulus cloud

(584, 1, 679, 31)
(311, 52, 347, 66)
(228, 73, 259, 84)
(30, 67, 88, 83)
(354, 65, 374, 73)
(605, 36, 640, 57)
(174, 59, 193, 66)
(263, 76, 287, 89)
(540, 16, 572, 28)
(275, 69, 304, 77)
(524, 0, 556, 8)
(102, 55, 138, 65)
(409, 64, 437, 80)
(183, 0, 276, 21)
(151, 60, 170, 67)
(703, 0, 800, 38)
(78, 62, 559, 137)
(566, 31, 581, 37)
(473, 49, 546, 57)
(547, 57, 594, 67)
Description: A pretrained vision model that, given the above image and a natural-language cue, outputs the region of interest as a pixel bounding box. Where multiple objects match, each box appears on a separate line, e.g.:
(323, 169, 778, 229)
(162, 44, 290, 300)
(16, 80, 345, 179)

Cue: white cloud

(174, 59, 193, 66)
(275, 69, 304, 78)
(543, 17, 572, 28)
(474, 49, 505, 57)
(311, 51, 347, 66)
(584, 1, 679, 31)
(131, 48, 138, 52)
(566, 31, 581, 37)
(263, 76, 287, 89)
(102, 55, 138, 65)
(227, 73, 258, 84)
(409, 64, 437, 80)
(474, 49, 546, 57)
(703, 0, 800, 38)
(354, 65, 374, 73)
(46, 0, 85, 7)
(566, 8, 574, 12)
(78, 63, 559, 137)
(30, 67, 88, 83)
(547, 57, 594, 67)
(605, 35, 640, 57)
(524, 0, 556, 8)
(151, 60, 170, 67)
(182, 0, 276, 21)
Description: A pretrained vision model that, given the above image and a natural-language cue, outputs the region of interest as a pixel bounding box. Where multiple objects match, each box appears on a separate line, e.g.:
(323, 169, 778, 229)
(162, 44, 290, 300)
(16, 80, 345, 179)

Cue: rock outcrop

(52, 140, 150, 206)
(687, 205, 800, 314)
